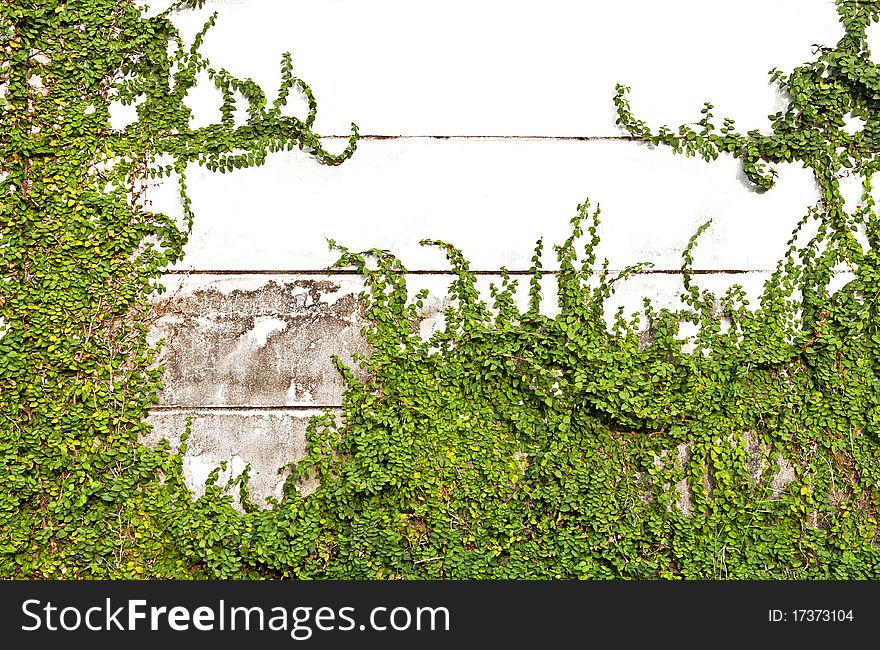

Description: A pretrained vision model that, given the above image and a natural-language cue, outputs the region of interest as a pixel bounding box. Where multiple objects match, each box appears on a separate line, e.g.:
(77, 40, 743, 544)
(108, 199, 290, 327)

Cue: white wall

(144, 0, 840, 502)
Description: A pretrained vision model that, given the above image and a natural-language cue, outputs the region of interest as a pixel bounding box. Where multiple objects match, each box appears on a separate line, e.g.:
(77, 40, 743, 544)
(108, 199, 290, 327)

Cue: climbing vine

(0, 0, 357, 577)
(3, 0, 880, 578)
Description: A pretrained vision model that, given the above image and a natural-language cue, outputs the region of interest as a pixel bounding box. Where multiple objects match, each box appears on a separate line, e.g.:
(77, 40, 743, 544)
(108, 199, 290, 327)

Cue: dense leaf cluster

(2, 0, 880, 578)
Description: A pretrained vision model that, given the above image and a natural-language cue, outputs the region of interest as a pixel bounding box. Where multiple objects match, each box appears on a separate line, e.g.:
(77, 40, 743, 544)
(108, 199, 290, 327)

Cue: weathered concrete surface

(149, 276, 372, 407)
(143, 408, 327, 505)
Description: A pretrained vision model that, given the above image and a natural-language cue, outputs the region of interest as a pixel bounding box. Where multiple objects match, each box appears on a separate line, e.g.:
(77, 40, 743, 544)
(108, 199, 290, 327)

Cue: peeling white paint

(243, 316, 288, 347)
(150, 274, 362, 302)
(145, 409, 319, 507)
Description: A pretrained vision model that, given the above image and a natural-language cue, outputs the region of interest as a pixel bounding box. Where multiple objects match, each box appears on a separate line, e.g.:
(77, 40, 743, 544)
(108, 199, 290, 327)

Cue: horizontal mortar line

(320, 133, 639, 142)
(163, 268, 773, 276)
(149, 405, 341, 412)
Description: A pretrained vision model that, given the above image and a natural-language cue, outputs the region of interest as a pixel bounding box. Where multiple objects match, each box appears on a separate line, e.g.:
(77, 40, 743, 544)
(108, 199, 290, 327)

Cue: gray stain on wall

(151, 279, 369, 407)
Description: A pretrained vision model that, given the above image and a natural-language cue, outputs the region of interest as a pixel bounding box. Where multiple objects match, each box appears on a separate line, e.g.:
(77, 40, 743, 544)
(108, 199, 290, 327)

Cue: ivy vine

(0, 0, 357, 577)
(3, 0, 880, 579)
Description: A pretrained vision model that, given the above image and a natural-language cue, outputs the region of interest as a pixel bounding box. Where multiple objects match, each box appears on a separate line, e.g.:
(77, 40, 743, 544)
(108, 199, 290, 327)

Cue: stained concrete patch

(150, 278, 370, 407)
(144, 409, 329, 508)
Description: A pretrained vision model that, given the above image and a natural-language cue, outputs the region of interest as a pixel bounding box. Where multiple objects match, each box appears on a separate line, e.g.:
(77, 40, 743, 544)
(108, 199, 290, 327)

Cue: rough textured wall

(142, 0, 842, 503)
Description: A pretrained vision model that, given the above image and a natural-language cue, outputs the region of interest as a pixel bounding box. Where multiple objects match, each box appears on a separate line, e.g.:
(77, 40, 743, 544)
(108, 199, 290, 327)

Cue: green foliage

(0, 0, 356, 577)
(246, 0, 880, 578)
(3, 0, 880, 579)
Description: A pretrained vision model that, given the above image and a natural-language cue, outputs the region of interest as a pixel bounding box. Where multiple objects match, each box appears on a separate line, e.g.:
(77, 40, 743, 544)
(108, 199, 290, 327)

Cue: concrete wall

(142, 0, 841, 503)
